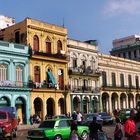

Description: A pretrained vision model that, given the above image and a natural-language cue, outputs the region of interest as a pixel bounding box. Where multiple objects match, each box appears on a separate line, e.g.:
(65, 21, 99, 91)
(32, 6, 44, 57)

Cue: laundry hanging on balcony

(47, 71, 56, 86)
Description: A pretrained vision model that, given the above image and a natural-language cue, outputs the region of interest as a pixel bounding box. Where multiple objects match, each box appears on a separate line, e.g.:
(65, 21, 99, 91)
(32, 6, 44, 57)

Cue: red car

(0, 107, 17, 140)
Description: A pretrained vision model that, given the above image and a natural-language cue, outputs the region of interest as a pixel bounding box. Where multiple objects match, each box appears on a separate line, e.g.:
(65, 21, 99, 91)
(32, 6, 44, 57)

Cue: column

(126, 94, 129, 108)
(133, 94, 136, 108)
(109, 93, 112, 114)
(100, 94, 103, 112)
(26, 94, 30, 124)
(118, 94, 121, 109)
(43, 95, 46, 121)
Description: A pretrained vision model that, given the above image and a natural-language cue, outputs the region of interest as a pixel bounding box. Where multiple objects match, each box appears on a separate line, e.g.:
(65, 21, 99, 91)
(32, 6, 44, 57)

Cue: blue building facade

(0, 41, 31, 124)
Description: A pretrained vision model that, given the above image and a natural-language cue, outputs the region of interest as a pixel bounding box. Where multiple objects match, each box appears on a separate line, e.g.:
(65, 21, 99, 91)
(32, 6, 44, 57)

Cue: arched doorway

(92, 96, 98, 113)
(0, 96, 10, 107)
(120, 93, 126, 109)
(102, 93, 109, 112)
(111, 93, 118, 111)
(58, 98, 64, 114)
(46, 98, 55, 118)
(83, 96, 89, 113)
(73, 96, 80, 112)
(15, 97, 26, 124)
(128, 93, 134, 108)
(34, 98, 43, 119)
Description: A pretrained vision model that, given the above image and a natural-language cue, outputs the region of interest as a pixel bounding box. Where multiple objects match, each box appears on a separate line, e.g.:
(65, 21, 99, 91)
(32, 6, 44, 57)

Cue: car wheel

(55, 135, 62, 140)
(81, 131, 88, 140)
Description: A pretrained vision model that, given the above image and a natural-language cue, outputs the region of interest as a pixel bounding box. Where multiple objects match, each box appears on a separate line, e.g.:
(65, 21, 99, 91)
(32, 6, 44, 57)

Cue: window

(46, 38, 51, 53)
(136, 76, 139, 89)
(0, 64, 8, 81)
(102, 71, 107, 86)
(128, 75, 132, 88)
(59, 120, 68, 127)
(33, 35, 39, 51)
(120, 74, 124, 87)
(15, 31, 20, 43)
(73, 59, 77, 68)
(16, 66, 23, 86)
(134, 50, 137, 58)
(58, 69, 64, 90)
(123, 52, 126, 58)
(34, 66, 40, 83)
(57, 40, 62, 53)
(128, 52, 131, 59)
(112, 73, 116, 87)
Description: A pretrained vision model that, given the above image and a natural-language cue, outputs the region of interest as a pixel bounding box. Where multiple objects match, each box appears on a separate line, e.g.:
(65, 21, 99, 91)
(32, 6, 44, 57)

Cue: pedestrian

(135, 111, 140, 140)
(72, 111, 77, 121)
(30, 115, 33, 125)
(18, 116, 20, 125)
(114, 118, 123, 140)
(69, 120, 79, 140)
(89, 116, 103, 140)
(124, 109, 136, 140)
(76, 111, 82, 125)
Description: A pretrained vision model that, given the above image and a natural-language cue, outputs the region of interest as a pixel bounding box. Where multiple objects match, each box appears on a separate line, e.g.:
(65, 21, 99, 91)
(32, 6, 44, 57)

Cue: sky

(1, 0, 140, 54)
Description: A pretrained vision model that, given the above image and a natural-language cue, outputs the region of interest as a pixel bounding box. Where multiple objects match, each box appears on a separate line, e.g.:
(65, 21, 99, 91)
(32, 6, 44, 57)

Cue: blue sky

(1, 0, 140, 54)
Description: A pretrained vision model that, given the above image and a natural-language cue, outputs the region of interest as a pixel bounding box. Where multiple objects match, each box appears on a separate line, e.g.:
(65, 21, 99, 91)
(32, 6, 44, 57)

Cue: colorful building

(0, 40, 30, 124)
(68, 39, 101, 113)
(0, 17, 70, 120)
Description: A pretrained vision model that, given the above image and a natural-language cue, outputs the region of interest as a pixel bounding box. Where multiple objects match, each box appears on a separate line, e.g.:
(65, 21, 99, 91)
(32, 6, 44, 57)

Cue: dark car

(82, 113, 103, 126)
(99, 112, 113, 125)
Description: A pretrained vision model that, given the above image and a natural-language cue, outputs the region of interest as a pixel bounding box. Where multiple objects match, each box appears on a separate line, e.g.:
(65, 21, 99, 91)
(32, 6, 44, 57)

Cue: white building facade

(68, 39, 101, 113)
(99, 54, 140, 114)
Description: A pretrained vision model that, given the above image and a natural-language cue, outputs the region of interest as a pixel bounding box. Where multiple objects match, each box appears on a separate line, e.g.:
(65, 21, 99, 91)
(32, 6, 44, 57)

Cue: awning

(47, 71, 56, 85)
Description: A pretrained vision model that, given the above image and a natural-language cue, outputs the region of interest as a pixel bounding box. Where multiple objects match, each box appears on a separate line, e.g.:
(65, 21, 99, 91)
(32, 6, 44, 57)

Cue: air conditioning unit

(60, 50, 65, 55)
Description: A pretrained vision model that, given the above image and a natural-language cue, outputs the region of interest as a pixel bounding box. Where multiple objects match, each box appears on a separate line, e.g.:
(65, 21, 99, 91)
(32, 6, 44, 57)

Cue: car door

(58, 120, 71, 139)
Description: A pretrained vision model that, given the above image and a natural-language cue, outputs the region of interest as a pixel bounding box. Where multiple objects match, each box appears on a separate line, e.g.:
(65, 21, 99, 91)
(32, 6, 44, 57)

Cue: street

(15, 124, 116, 140)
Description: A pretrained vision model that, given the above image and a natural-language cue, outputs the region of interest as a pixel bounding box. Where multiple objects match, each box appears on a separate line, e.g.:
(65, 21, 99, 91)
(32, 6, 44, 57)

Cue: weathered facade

(68, 39, 101, 113)
(0, 18, 70, 120)
(99, 54, 140, 114)
(0, 40, 30, 124)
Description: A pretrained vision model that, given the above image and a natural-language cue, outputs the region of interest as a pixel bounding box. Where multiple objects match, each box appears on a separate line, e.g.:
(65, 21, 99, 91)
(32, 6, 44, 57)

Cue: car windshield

(99, 112, 108, 116)
(0, 113, 6, 119)
(86, 114, 98, 119)
(39, 120, 55, 128)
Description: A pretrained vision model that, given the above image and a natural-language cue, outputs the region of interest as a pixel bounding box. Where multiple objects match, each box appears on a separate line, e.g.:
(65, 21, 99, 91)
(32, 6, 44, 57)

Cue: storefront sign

(0, 80, 15, 87)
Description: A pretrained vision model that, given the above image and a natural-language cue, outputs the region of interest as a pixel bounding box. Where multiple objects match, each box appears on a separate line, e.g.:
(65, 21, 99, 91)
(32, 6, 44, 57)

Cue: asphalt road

(14, 124, 116, 140)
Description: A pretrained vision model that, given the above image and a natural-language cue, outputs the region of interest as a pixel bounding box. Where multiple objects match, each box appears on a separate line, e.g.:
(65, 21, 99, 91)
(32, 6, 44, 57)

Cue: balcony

(31, 50, 68, 60)
(70, 86, 92, 93)
(0, 80, 30, 89)
(28, 80, 67, 91)
(69, 66, 101, 77)
(101, 84, 139, 92)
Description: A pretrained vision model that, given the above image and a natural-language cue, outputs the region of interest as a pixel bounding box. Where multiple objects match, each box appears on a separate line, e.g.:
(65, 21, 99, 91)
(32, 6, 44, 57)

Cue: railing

(31, 50, 68, 60)
(70, 86, 100, 93)
(69, 67, 101, 76)
(101, 84, 140, 90)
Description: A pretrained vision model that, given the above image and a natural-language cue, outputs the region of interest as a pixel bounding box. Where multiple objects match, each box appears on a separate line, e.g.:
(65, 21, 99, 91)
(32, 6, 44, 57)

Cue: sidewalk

(17, 123, 39, 130)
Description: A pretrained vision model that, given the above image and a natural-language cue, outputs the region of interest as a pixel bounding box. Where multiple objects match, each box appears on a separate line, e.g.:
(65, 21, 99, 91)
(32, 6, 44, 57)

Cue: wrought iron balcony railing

(69, 67, 101, 76)
(31, 50, 68, 60)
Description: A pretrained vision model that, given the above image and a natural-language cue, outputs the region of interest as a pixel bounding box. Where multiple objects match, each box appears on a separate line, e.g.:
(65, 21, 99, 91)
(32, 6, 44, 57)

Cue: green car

(27, 118, 89, 140)
(119, 109, 131, 123)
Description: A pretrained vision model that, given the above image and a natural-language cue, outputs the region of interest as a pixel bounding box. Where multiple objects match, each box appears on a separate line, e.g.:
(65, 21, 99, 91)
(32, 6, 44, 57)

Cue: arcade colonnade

(101, 91, 140, 113)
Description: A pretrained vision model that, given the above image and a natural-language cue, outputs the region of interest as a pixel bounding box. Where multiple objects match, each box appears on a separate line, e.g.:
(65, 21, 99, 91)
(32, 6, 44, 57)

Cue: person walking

(89, 116, 103, 140)
(76, 111, 82, 125)
(69, 120, 80, 140)
(114, 118, 123, 140)
(124, 109, 136, 140)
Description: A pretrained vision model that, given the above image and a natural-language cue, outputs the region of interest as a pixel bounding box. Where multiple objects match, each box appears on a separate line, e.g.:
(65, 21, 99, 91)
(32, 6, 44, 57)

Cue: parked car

(98, 112, 113, 125)
(118, 109, 131, 123)
(52, 114, 68, 119)
(27, 118, 89, 140)
(0, 107, 17, 140)
(81, 113, 103, 126)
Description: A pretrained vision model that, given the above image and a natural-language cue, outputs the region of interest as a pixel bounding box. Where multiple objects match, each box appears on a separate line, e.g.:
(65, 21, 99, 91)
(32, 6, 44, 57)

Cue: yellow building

(0, 18, 70, 120)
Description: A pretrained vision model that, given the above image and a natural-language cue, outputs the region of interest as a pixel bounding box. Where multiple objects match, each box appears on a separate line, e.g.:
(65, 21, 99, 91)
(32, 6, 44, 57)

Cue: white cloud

(103, 0, 140, 16)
